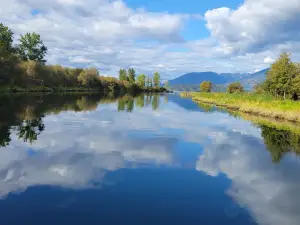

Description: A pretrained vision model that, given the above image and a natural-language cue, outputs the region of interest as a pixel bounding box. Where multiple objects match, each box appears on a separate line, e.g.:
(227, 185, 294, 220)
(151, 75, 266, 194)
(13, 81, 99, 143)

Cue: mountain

(168, 69, 269, 91)
(169, 72, 233, 86)
(238, 68, 269, 89)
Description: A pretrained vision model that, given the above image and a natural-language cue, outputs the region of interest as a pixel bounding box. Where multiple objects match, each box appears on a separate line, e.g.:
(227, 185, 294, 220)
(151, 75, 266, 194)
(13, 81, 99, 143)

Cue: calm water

(0, 93, 300, 225)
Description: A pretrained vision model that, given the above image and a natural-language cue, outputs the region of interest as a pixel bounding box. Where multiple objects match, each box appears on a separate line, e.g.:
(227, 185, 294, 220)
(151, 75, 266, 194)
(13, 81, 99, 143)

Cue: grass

(180, 92, 300, 122)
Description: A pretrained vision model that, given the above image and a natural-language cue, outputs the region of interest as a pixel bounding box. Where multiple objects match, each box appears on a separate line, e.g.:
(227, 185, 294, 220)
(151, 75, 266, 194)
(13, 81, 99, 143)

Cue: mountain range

(168, 69, 269, 91)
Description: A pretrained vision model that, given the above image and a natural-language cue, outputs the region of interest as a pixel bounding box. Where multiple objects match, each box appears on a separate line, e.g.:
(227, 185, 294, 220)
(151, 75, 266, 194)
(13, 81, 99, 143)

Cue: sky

(1, 0, 300, 79)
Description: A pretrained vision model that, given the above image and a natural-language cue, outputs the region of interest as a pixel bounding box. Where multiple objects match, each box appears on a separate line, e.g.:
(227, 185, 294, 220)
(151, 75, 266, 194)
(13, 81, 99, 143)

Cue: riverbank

(181, 92, 300, 123)
(0, 85, 170, 94)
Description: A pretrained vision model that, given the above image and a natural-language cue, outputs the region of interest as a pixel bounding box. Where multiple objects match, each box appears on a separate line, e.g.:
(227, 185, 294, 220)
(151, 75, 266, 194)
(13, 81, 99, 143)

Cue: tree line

(199, 52, 300, 100)
(0, 23, 167, 93)
(118, 69, 163, 90)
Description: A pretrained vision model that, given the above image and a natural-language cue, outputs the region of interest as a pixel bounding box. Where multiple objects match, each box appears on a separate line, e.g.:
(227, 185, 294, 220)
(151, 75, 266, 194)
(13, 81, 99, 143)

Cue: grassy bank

(181, 92, 300, 122)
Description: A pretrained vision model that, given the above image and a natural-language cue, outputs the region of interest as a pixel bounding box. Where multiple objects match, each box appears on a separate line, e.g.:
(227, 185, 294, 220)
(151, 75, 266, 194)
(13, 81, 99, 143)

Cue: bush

(227, 82, 244, 94)
(200, 81, 212, 92)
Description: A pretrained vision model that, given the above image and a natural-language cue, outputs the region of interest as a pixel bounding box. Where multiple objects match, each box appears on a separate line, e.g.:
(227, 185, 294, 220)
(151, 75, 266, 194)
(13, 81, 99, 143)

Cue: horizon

(1, 0, 299, 80)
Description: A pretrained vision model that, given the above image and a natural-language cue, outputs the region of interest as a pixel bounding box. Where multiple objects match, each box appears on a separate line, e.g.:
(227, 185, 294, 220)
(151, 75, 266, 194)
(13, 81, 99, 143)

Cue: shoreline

(181, 92, 300, 123)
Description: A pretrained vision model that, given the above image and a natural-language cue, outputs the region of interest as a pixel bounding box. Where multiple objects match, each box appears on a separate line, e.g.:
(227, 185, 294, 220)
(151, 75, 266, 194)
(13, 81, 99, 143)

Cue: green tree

(119, 69, 127, 81)
(136, 74, 146, 88)
(17, 32, 48, 63)
(0, 23, 14, 52)
(77, 68, 100, 87)
(128, 68, 136, 83)
(264, 52, 297, 99)
(227, 82, 244, 93)
(153, 72, 160, 88)
(200, 81, 213, 92)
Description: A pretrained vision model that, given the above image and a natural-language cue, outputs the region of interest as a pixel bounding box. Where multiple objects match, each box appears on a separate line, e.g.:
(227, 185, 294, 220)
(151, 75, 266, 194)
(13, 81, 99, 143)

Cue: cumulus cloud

(1, 0, 300, 78)
(205, 0, 300, 54)
(197, 130, 300, 225)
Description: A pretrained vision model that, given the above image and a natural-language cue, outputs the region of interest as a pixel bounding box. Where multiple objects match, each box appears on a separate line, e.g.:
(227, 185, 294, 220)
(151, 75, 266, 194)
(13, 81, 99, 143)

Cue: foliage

(136, 74, 146, 88)
(118, 69, 127, 81)
(0, 24, 168, 94)
(0, 23, 14, 52)
(262, 53, 298, 100)
(17, 32, 48, 63)
(227, 82, 244, 93)
(153, 72, 160, 88)
(128, 68, 136, 83)
(200, 81, 212, 92)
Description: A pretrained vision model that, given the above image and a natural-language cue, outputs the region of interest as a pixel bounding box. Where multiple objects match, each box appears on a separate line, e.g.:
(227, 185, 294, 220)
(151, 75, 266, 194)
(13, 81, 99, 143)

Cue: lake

(0, 93, 300, 225)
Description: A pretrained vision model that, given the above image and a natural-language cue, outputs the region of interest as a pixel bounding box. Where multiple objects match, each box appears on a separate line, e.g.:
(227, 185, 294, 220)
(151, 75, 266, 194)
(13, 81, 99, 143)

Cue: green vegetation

(182, 52, 300, 122)
(227, 82, 244, 93)
(262, 53, 299, 100)
(200, 81, 212, 92)
(0, 23, 168, 94)
(181, 92, 300, 122)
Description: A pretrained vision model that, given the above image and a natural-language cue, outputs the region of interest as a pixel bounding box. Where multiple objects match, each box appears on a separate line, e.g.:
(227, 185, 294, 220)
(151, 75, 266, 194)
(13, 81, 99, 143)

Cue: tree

(264, 52, 297, 99)
(0, 23, 14, 53)
(136, 74, 146, 88)
(119, 69, 127, 81)
(153, 72, 160, 88)
(128, 68, 136, 83)
(77, 68, 100, 87)
(17, 32, 48, 63)
(200, 81, 212, 92)
(227, 82, 244, 93)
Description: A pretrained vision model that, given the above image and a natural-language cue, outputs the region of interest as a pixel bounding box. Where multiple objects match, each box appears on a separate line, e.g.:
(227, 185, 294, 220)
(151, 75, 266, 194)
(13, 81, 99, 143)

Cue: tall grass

(181, 92, 300, 122)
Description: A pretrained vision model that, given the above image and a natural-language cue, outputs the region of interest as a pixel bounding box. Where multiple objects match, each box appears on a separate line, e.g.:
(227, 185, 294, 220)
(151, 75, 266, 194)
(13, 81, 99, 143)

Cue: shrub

(227, 82, 244, 93)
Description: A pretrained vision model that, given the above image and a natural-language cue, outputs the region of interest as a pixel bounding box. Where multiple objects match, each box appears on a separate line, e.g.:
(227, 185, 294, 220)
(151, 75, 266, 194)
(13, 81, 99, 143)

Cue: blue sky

(125, 0, 242, 40)
(2, 0, 300, 79)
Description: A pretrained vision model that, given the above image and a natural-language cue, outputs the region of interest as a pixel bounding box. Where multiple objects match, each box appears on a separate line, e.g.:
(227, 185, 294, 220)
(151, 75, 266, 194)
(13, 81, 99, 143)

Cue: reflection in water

(196, 102, 300, 163)
(0, 93, 300, 225)
(260, 125, 300, 163)
(0, 93, 164, 147)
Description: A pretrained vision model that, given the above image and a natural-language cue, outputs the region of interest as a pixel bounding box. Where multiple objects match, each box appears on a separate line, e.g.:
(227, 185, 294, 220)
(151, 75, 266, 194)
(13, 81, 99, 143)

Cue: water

(0, 93, 300, 225)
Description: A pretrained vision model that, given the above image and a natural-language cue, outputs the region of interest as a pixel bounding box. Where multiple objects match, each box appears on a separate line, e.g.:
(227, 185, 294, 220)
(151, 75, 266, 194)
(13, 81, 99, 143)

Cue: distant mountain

(238, 68, 269, 89)
(169, 72, 233, 86)
(168, 69, 269, 91)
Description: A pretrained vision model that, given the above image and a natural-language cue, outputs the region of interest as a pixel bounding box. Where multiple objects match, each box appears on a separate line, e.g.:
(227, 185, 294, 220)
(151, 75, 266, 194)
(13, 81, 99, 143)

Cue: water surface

(0, 93, 300, 225)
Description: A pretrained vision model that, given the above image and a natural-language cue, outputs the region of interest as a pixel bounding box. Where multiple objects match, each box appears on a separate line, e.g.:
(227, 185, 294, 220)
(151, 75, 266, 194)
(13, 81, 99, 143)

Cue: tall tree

(136, 74, 146, 88)
(128, 68, 136, 83)
(17, 32, 48, 63)
(264, 52, 297, 99)
(0, 23, 14, 52)
(153, 72, 160, 88)
(119, 69, 127, 81)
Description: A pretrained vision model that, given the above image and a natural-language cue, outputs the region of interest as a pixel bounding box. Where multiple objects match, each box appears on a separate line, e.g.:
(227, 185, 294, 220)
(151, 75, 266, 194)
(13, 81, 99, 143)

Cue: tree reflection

(0, 125, 11, 147)
(16, 118, 45, 144)
(0, 93, 164, 147)
(260, 125, 300, 163)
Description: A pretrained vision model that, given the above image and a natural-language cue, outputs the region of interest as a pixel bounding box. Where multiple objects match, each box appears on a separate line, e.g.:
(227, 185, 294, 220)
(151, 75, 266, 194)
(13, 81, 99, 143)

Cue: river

(0, 93, 299, 225)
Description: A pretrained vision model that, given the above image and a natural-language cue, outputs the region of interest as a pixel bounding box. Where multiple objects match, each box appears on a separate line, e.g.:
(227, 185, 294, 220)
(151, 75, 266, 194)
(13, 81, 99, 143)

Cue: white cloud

(264, 57, 275, 63)
(205, 0, 300, 54)
(1, 0, 300, 78)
